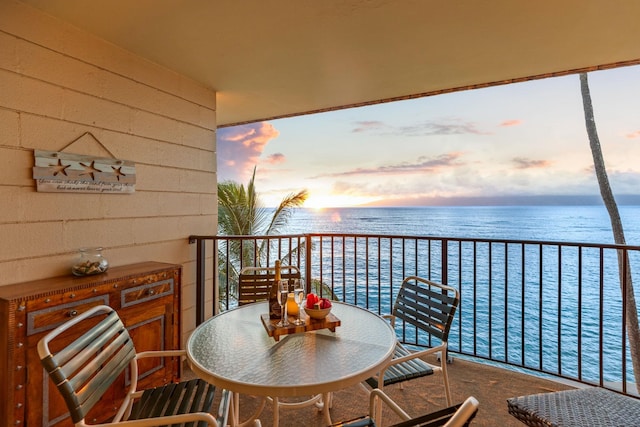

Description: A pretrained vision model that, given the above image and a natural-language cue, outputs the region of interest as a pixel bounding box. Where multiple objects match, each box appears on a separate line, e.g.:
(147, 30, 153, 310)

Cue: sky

(217, 65, 640, 209)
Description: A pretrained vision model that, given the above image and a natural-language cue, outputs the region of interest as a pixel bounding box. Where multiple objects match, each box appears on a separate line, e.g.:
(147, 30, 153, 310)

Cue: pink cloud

(314, 152, 464, 178)
(625, 130, 640, 139)
(500, 119, 522, 127)
(352, 121, 385, 132)
(217, 122, 280, 182)
(265, 153, 286, 164)
(512, 157, 552, 169)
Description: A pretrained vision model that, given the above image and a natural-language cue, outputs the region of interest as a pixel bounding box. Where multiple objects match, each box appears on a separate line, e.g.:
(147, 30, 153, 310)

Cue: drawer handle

(68, 310, 78, 317)
(147, 289, 156, 296)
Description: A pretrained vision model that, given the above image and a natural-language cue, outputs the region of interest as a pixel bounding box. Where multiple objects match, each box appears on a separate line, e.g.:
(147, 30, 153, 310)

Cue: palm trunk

(580, 72, 640, 393)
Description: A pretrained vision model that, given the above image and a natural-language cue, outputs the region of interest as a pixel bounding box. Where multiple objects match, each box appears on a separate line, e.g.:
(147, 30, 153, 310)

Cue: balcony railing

(189, 233, 640, 397)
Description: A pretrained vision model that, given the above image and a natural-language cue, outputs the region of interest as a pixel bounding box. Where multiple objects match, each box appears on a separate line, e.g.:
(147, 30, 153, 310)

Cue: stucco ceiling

(19, 0, 640, 127)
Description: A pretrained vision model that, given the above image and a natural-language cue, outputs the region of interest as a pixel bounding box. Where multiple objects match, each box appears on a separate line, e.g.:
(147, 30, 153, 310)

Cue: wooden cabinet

(0, 261, 182, 427)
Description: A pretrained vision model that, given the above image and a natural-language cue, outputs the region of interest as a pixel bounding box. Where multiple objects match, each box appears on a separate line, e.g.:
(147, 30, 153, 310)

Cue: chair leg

(441, 356, 453, 406)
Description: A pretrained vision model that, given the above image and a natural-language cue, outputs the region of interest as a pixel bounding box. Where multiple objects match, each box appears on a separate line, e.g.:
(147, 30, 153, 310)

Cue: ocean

(282, 205, 640, 245)
(278, 205, 640, 385)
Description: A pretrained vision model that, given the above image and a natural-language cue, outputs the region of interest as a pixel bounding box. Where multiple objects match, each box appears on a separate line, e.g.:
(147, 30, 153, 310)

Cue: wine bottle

(269, 260, 282, 319)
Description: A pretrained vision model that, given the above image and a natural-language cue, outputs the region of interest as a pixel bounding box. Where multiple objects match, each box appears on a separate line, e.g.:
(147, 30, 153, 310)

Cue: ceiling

(19, 0, 640, 127)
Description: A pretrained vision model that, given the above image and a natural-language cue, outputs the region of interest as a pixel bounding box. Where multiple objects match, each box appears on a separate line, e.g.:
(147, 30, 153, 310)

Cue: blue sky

(217, 65, 640, 208)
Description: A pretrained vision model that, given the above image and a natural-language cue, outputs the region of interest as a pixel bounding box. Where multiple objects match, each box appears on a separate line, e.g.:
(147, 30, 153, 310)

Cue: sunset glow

(218, 65, 640, 208)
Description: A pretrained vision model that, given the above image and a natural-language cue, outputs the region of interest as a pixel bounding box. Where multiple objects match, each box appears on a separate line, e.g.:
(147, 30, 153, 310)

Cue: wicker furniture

(364, 276, 460, 415)
(38, 304, 230, 427)
(507, 387, 640, 427)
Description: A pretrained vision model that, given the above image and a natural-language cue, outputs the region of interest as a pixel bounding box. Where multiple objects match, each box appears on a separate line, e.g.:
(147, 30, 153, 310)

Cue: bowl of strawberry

(304, 293, 332, 319)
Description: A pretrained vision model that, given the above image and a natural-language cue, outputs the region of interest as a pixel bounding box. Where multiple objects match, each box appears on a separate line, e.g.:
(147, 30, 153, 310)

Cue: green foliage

(217, 167, 308, 309)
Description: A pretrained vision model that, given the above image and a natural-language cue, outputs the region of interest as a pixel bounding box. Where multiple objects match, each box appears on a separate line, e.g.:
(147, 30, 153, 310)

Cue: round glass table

(186, 301, 396, 426)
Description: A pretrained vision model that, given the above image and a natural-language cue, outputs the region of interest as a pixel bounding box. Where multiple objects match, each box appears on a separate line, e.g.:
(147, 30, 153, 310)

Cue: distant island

(360, 194, 640, 207)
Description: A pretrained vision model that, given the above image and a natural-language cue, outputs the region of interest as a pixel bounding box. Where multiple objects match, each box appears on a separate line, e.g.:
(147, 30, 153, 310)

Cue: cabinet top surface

(0, 261, 181, 301)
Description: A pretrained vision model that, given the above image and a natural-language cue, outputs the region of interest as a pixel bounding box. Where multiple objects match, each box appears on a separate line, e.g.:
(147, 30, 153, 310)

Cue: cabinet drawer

(26, 295, 108, 336)
(121, 278, 174, 308)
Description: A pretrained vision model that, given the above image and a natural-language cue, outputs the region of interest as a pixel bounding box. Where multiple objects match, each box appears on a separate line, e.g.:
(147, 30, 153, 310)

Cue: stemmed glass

(276, 279, 289, 327)
(292, 279, 305, 325)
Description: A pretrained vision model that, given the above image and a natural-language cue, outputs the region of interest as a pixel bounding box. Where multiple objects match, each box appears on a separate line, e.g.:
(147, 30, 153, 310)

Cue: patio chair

(364, 276, 460, 419)
(333, 389, 478, 427)
(238, 264, 301, 305)
(37, 304, 230, 427)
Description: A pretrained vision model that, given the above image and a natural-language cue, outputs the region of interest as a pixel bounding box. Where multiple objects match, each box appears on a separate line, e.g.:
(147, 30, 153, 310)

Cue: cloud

(352, 121, 386, 132)
(512, 157, 552, 169)
(313, 152, 464, 178)
(217, 122, 280, 182)
(625, 130, 640, 139)
(265, 153, 286, 164)
(352, 118, 489, 137)
(500, 119, 522, 127)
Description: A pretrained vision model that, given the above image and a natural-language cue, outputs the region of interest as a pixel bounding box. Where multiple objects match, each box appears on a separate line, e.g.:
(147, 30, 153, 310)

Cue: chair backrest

(37, 305, 135, 424)
(238, 265, 301, 305)
(393, 276, 460, 342)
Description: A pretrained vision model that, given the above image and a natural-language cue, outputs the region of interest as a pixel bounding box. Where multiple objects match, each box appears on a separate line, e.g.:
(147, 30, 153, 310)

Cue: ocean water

(277, 205, 640, 385)
(282, 205, 640, 245)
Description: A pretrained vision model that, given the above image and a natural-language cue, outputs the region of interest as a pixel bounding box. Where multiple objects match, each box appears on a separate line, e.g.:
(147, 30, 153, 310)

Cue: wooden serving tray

(260, 312, 341, 341)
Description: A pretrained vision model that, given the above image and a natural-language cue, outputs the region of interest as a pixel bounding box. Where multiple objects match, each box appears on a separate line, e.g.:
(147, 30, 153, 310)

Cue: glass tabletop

(187, 301, 396, 397)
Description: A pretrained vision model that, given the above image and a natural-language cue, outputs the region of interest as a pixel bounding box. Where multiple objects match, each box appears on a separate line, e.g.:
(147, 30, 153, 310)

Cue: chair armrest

(382, 314, 395, 327)
(446, 396, 479, 427)
(369, 389, 411, 422)
(95, 412, 219, 427)
(135, 349, 186, 359)
(386, 343, 446, 367)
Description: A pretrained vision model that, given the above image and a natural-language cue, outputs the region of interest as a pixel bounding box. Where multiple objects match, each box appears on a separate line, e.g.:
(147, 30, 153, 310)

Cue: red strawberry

(306, 293, 319, 309)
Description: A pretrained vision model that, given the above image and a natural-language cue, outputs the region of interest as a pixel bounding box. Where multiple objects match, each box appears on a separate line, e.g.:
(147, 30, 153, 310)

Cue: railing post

(213, 237, 219, 316)
(441, 238, 452, 363)
(196, 237, 205, 326)
(305, 234, 312, 293)
(442, 238, 448, 285)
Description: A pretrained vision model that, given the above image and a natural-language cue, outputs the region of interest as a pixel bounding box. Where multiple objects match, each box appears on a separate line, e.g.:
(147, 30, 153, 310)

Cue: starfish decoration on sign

(48, 158, 70, 176)
(111, 166, 126, 181)
(79, 160, 102, 180)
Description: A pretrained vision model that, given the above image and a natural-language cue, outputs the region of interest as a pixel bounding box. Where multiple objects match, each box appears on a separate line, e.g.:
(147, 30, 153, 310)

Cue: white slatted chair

(364, 276, 460, 424)
(38, 304, 230, 427)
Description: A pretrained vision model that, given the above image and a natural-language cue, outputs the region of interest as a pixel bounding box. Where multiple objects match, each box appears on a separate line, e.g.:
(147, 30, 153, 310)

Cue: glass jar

(286, 293, 299, 316)
(71, 247, 109, 276)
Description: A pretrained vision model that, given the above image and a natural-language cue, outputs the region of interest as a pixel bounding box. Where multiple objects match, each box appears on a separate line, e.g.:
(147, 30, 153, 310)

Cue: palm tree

(580, 72, 640, 392)
(217, 167, 308, 305)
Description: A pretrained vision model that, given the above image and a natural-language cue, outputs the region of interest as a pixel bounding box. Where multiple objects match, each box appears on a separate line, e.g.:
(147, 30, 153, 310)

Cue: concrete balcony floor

(186, 356, 577, 426)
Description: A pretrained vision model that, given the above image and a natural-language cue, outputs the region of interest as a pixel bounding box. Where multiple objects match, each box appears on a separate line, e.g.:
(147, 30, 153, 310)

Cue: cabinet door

(118, 273, 179, 390)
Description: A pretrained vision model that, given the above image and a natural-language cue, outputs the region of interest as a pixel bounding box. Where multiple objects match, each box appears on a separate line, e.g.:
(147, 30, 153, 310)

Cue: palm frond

(265, 189, 309, 235)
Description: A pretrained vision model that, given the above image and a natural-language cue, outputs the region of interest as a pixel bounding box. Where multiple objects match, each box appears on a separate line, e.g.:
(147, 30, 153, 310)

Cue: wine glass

(293, 279, 305, 325)
(276, 279, 289, 327)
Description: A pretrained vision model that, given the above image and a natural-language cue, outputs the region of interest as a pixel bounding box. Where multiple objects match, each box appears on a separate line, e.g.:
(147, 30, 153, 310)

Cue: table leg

(273, 397, 280, 427)
(230, 392, 267, 427)
(321, 392, 332, 425)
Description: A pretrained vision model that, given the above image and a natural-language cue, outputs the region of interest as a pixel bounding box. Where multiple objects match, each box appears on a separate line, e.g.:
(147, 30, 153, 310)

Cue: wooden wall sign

(32, 150, 136, 194)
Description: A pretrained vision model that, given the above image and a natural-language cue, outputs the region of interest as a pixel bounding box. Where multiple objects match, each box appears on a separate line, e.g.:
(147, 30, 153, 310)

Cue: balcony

(189, 233, 640, 424)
